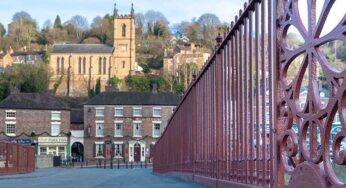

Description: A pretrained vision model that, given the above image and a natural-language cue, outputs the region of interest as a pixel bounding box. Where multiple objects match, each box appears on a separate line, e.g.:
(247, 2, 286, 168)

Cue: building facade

(49, 3, 136, 97)
(162, 42, 210, 88)
(83, 91, 179, 162)
(0, 93, 71, 159)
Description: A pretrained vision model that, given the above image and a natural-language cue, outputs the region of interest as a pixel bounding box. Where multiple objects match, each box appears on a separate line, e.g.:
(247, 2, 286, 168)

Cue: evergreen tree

(54, 15, 63, 29)
(95, 78, 101, 95)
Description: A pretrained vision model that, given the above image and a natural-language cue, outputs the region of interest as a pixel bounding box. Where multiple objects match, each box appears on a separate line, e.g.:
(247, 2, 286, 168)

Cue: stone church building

(49, 3, 136, 97)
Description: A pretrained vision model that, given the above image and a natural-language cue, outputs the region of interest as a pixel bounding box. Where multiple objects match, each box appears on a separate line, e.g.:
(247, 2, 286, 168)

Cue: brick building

(83, 91, 179, 162)
(0, 92, 71, 159)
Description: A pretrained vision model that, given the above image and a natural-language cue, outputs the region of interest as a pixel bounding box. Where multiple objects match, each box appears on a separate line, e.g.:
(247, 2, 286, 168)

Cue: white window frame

(95, 107, 105, 117)
(96, 121, 104, 137)
(152, 121, 162, 138)
(133, 121, 142, 138)
(51, 122, 61, 136)
(5, 121, 16, 136)
(153, 107, 161, 117)
(5, 110, 16, 120)
(133, 107, 142, 117)
(95, 141, 104, 158)
(114, 107, 124, 117)
(114, 141, 124, 158)
(114, 121, 123, 137)
(51, 111, 61, 121)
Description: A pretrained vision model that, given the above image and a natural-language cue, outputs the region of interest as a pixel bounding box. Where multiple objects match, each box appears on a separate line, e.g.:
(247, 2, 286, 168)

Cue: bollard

(104, 160, 106, 169)
(141, 162, 142, 168)
(145, 160, 147, 168)
(131, 161, 133, 169)
(111, 160, 113, 169)
(118, 160, 120, 169)
(81, 161, 83, 168)
(126, 161, 128, 169)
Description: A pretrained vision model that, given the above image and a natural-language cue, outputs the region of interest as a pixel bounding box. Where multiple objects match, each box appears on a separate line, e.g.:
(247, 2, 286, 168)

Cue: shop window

(40, 147, 47, 155)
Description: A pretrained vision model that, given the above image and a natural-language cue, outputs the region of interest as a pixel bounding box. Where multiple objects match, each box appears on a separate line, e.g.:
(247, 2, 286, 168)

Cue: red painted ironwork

(0, 142, 35, 175)
(277, 0, 346, 187)
(153, 0, 346, 187)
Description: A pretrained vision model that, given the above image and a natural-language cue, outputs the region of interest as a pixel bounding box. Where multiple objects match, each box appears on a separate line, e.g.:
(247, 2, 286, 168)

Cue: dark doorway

(71, 142, 84, 162)
(134, 143, 141, 162)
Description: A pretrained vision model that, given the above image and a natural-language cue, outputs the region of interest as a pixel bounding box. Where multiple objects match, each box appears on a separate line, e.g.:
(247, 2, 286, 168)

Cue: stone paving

(0, 168, 204, 188)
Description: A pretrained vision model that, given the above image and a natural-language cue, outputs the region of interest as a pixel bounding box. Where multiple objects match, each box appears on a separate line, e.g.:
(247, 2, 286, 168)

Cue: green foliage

(125, 75, 151, 92)
(0, 63, 51, 100)
(95, 78, 101, 95)
(88, 89, 95, 98)
(146, 55, 163, 69)
(337, 43, 346, 62)
(54, 15, 63, 29)
(110, 76, 122, 88)
(53, 75, 64, 95)
(173, 79, 184, 95)
(0, 23, 5, 37)
(125, 75, 172, 93)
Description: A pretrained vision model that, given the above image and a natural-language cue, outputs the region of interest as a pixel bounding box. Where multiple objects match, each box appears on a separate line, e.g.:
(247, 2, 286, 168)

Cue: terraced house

(83, 89, 179, 162)
(0, 92, 71, 159)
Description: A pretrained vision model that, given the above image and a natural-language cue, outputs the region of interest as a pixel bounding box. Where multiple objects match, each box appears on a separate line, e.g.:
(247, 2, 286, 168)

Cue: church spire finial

(114, 2, 118, 17)
(131, 3, 134, 16)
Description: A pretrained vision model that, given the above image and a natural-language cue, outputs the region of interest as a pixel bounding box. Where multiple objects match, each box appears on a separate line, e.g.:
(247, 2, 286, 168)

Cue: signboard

(0, 139, 32, 144)
(38, 137, 67, 143)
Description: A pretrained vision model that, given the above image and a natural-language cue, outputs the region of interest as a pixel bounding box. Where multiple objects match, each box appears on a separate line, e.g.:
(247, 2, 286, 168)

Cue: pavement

(0, 168, 205, 188)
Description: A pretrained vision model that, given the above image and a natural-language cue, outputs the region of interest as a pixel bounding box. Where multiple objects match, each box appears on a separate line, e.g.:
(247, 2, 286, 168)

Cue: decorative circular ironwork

(278, 0, 346, 186)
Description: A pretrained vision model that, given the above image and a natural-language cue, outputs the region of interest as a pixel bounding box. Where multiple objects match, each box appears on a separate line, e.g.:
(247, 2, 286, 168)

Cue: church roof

(51, 44, 114, 54)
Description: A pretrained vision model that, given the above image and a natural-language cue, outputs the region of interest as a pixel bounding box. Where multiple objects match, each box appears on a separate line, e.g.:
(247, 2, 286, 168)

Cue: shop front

(38, 137, 70, 160)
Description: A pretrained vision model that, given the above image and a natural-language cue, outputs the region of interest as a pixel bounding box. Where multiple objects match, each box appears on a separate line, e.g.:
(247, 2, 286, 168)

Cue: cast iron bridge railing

(152, 0, 346, 187)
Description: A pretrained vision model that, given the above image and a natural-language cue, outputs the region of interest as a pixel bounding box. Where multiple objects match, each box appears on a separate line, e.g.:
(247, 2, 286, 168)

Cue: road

(0, 168, 204, 188)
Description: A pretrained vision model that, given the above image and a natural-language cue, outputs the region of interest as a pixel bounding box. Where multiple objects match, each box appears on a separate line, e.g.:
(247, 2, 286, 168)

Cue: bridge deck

(0, 168, 204, 188)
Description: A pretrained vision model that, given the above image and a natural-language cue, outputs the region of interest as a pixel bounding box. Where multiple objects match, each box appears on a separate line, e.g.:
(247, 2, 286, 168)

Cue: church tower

(113, 3, 136, 79)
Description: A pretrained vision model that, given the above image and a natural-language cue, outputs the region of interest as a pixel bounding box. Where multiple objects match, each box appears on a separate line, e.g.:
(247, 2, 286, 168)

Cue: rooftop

(51, 44, 114, 54)
(0, 93, 69, 110)
(86, 92, 180, 106)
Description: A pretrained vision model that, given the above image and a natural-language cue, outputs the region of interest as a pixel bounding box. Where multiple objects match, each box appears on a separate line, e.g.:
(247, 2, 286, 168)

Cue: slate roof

(0, 93, 69, 110)
(71, 108, 84, 124)
(51, 44, 114, 54)
(86, 92, 180, 106)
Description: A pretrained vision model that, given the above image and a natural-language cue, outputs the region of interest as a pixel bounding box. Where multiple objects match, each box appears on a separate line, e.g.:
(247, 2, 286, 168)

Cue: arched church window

(122, 61, 125, 69)
(122, 24, 126, 37)
(83, 57, 86, 74)
(61, 57, 65, 74)
(78, 57, 82, 74)
(103, 57, 107, 74)
(57, 57, 60, 74)
(98, 57, 102, 75)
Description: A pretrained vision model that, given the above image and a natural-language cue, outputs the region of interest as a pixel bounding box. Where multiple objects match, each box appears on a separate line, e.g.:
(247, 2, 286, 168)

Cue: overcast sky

(0, 0, 343, 36)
